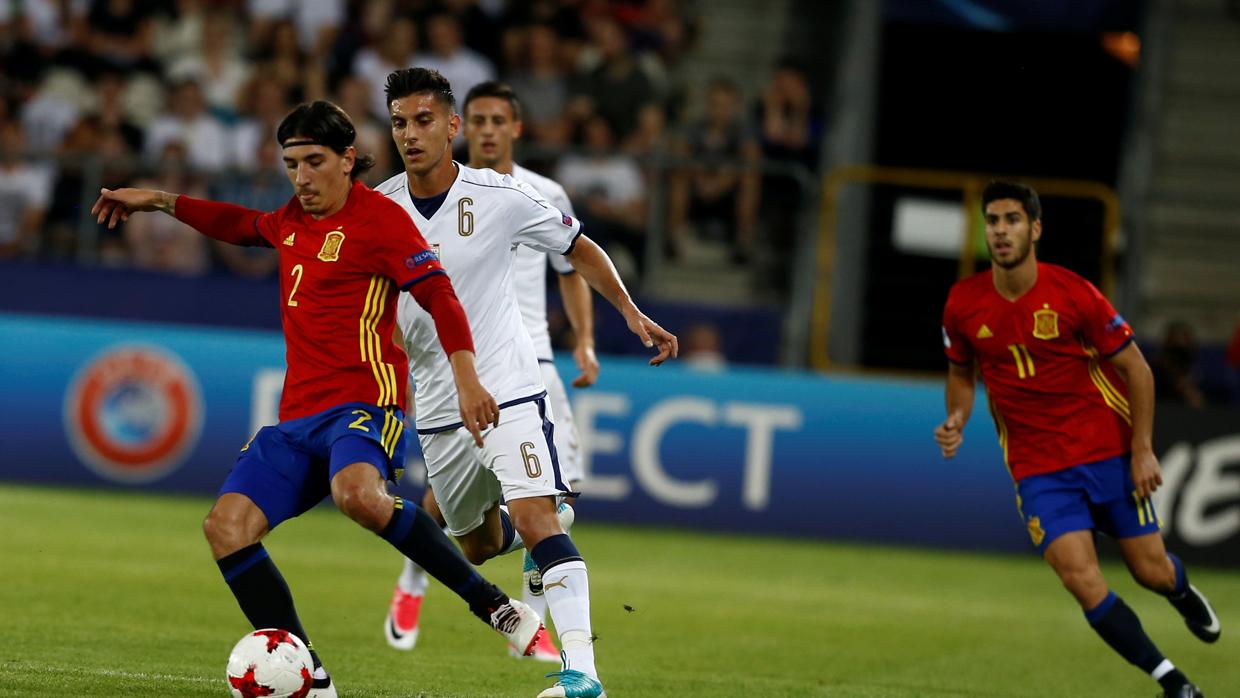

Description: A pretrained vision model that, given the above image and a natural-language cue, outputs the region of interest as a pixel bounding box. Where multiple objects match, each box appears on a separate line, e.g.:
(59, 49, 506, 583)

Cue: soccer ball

(225, 628, 314, 698)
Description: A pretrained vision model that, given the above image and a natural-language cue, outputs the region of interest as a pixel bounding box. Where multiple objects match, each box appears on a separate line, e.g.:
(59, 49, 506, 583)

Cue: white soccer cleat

(384, 586, 423, 650)
(491, 598, 545, 656)
(509, 629, 561, 662)
(308, 671, 338, 697)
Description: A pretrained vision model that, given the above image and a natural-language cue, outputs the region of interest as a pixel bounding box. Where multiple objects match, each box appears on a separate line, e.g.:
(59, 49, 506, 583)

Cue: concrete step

(1147, 202, 1240, 238)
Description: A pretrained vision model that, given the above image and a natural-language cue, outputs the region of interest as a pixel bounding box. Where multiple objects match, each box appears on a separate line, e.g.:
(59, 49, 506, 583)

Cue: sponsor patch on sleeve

(559, 210, 574, 227)
(1105, 313, 1127, 333)
(406, 249, 439, 269)
(942, 326, 952, 349)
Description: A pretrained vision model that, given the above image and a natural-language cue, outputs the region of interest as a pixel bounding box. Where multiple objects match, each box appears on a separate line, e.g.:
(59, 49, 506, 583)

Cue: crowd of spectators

(0, 0, 824, 289)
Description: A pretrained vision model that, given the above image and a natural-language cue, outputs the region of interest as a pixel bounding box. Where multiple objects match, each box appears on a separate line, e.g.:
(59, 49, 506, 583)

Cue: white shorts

(418, 396, 571, 537)
(540, 361, 582, 485)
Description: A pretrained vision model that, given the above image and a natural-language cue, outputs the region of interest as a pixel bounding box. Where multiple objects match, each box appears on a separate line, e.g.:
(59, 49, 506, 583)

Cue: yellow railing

(810, 165, 1120, 371)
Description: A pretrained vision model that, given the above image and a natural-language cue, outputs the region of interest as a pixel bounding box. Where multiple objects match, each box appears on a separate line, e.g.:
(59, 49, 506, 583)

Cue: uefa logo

(63, 344, 204, 484)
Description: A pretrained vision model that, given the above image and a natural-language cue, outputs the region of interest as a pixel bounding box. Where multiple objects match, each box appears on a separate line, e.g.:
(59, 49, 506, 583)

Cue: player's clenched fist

(935, 410, 965, 458)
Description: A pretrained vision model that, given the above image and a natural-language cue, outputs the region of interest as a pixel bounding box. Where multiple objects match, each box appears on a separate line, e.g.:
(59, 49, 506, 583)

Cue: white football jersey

(511, 163, 577, 361)
(377, 163, 582, 431)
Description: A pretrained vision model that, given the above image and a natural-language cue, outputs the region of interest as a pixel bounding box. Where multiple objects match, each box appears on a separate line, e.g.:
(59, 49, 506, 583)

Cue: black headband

(281, 138, 324, 149)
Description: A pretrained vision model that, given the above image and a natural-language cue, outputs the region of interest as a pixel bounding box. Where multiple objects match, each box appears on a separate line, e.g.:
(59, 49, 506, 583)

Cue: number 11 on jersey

(1007, 343, 1036, 378)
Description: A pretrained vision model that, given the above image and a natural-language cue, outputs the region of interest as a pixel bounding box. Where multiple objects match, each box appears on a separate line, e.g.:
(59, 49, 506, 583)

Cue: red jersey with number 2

(252, 181, 445, 421)
(942, 263, 1136, 481)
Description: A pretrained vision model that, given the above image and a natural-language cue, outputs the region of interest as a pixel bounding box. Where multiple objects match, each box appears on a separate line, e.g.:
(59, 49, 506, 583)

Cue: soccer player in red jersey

(91, 101, 546, 697)
(935, 181, 1219, 698)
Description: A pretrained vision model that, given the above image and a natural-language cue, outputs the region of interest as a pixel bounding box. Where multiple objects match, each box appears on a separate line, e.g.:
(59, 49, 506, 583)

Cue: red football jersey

(942, 263, 1136, 481)
(249, 181, 445, 421)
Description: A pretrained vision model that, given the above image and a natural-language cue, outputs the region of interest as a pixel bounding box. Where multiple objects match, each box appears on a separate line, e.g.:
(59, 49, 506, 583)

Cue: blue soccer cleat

(536, 668, 605, 698)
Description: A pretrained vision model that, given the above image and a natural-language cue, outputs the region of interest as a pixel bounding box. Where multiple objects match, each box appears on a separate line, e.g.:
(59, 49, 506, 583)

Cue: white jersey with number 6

(377, 163, 582, 432)
(511, 163, 577, 362)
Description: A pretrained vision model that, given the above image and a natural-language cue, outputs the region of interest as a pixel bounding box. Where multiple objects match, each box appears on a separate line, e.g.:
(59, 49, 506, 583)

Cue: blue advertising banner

(0, 312, 1028, 552)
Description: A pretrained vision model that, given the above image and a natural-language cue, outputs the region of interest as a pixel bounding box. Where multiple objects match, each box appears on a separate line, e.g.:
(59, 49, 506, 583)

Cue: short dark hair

(384, 67, 456, 113)
(276, 100, 375, 179)
(982, 180, 1041, 222)
(462, 81, 522, 121)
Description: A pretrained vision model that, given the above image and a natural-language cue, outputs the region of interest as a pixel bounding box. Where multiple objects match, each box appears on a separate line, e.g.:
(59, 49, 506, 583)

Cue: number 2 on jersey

(287, 263, 304, 307)
(1007, 343, 1036, 379)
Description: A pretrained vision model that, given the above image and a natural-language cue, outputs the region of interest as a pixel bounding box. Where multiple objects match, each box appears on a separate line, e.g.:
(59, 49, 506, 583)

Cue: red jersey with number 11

(941, 263, 1135, 481)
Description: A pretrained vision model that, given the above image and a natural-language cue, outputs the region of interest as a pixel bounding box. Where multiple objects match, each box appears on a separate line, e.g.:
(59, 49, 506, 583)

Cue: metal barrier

(810, 165, 1120, 371)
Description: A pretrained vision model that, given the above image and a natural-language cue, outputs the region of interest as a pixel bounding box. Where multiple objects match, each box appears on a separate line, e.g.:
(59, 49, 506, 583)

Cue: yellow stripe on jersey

(359, 276, 398, 406)
(1082, 344, 1132, 424)
(987, 395, 1013, 479)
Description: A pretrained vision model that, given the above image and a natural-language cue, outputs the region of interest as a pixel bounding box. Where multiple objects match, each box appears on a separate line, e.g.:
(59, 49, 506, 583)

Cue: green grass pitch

(1, 484, 1238, 697)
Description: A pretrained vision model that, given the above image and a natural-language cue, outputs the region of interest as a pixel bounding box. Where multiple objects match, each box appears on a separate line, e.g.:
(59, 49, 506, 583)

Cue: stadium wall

(2, 312, 1237, 566)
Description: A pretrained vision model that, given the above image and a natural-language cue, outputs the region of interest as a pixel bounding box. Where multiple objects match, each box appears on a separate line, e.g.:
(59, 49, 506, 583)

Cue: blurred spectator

(247, 0, 344, 59)
(86, 0, 160, 73)
(757, 58, 823, 170)
(625, 102, 666, 155)
(251, 19, 317, 99)
(682, 322, 727, 371)
(232, 79, 292, 170)
(144, 78, 230, 171)
(211, 139, 284, 278)
(505, 23, 569, 144)
(567, 16, 657, 140)
(333, 75, 391, 180)
(754, 57, 824, 274)
(668, 77, 760, 261)
(93, 69, 145, 152)
(1152, 320, 1207, 409)
(18, 70, 84, 153)
(620, 0, 693, 67)
(352, 16, 418, 120)
(416, 12, 496, 107)
(152, 0, 206, 67)
(46, 121, 136, 265)
(557, 115, 646, 276)
(166, 10, 251, 116)
(124, 142, 210, 275)
(0, 117, 54, 259)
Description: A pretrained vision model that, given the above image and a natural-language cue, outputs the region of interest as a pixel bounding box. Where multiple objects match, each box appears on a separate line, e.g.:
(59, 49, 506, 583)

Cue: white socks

(398, 558, 429, 596)
(540, 559, 596, 679)
(1151, 659, 1176, 681)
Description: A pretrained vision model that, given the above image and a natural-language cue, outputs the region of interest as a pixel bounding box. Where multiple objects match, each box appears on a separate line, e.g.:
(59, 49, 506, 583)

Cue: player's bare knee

(459, 537, 498, 565)
(334, 486, 388, 532)
(1132, 557, 1175, 592)
(203, 508, 255, 554)
(1058, 565, 1104, 598)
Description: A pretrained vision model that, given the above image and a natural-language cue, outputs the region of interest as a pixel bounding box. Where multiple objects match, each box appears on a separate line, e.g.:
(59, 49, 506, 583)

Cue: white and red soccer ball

(226, 628, 314, 698)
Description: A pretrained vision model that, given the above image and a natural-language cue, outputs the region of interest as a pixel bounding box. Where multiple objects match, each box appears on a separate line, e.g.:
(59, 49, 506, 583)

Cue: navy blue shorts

(1016, 454, 1161, 555)
(220, 402, 408, 530)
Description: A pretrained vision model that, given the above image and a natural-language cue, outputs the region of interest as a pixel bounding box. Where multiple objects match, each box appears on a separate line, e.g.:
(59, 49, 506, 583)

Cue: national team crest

(318, 230, 345, 262)
(63, 344, 204, 484)
(1032, 306, 1059, 340)
(1027, 516, 1045, 546)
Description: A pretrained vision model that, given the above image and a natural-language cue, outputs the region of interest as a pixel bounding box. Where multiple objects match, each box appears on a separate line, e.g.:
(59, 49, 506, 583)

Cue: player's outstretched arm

(935, 362, 976, 458)
(1109, 342, 1162, 498)
(92, 187, 177, 228)
(565, 235, 678, 366)
(557, 271, 599, 386)
(93, 188, 269, 246)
